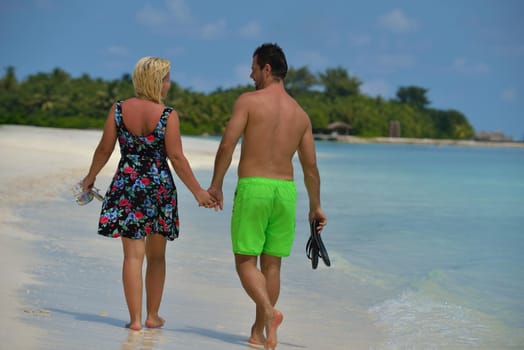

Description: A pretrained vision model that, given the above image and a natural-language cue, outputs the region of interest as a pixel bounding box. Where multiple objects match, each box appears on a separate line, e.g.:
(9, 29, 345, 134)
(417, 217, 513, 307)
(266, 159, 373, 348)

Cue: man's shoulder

(238, 89, 263, 99)
(235, 90, 265, 107)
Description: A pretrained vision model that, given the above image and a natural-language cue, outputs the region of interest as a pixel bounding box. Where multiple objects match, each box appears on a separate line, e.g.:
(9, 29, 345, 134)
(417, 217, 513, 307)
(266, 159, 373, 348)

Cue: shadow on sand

(173, 325, 306, 348)
(46, 307, 125, 328)
(45, 308, 306, 348)
(173, 326, 247, 346)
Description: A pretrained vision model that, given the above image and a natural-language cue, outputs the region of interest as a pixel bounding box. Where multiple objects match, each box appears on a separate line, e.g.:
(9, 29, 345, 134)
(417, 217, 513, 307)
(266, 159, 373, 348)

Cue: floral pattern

(98, 101, 179, 240)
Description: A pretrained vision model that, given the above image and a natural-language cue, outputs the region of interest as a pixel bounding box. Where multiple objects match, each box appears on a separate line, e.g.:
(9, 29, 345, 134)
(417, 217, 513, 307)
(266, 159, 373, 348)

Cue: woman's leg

(121, 237, 146, 330)
(145, 234, 167, 328)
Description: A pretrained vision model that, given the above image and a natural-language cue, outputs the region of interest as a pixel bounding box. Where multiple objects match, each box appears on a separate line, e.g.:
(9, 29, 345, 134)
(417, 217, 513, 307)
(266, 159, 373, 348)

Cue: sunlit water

(303, 142, 524, 349)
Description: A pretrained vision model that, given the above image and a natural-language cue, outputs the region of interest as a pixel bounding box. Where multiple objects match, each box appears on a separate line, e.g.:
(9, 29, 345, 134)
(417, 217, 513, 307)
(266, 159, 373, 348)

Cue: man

(208, 43, 327, 349)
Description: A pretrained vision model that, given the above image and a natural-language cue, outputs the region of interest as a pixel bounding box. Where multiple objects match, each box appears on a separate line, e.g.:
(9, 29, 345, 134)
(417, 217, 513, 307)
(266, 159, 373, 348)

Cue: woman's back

(120, 97, 167, 137)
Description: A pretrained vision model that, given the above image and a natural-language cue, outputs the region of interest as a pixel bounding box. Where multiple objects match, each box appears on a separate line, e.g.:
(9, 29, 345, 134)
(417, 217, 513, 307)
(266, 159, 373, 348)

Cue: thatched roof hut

(327, 122, 352, 135)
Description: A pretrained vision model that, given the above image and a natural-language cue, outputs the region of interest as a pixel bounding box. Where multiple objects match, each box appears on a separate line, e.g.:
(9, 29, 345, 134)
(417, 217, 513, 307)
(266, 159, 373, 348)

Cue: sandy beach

(0, 125, 240, 349)
(0, 125, 362, 350)
(316, 134, 524, 148)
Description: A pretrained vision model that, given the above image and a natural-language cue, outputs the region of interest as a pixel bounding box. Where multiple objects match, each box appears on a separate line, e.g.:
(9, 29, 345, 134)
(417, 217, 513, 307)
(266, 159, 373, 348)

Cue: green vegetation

(0, 65, 474, 139)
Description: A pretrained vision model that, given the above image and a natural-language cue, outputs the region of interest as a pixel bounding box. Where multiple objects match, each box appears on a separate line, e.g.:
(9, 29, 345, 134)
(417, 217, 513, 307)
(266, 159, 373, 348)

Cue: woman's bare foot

(125, 322, 142, 331)
(265, 309, 283, 350)
(145, 315, 165, 328)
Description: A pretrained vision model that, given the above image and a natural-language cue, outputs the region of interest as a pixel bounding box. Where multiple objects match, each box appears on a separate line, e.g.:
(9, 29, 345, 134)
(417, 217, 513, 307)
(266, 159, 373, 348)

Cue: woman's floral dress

(98, 100, 179, 240)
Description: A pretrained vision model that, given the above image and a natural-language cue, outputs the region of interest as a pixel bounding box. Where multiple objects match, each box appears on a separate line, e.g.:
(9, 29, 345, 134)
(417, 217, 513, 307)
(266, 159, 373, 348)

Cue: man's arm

(209, 94, 249, 209)
(297, 118, 327, 229)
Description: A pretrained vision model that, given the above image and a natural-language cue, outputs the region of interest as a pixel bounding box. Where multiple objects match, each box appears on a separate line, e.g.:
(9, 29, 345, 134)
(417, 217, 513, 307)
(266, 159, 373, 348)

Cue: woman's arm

(164, 109, 216, 207)
(82, 103, 118, 190)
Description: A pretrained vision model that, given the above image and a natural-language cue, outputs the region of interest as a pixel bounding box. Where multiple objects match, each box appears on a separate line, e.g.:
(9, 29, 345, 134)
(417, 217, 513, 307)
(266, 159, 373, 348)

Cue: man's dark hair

(253, 43, 288, 80)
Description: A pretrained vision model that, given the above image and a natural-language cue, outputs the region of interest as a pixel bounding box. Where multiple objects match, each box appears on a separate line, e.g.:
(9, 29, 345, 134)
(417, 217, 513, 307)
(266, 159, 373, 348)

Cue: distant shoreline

(314, 134, 524, 148)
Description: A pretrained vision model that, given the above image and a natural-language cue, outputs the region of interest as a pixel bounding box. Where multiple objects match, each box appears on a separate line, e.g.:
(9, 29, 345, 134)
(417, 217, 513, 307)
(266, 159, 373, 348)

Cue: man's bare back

(237, 84, 310, 180)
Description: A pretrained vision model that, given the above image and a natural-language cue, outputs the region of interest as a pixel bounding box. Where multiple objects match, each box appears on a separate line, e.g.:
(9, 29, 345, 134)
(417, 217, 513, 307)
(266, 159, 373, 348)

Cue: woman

(82, 56, 216, 331)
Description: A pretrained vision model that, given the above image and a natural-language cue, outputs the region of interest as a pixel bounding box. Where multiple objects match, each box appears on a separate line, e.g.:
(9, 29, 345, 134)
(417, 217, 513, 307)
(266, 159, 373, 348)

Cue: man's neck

(262, 79, 284, 90)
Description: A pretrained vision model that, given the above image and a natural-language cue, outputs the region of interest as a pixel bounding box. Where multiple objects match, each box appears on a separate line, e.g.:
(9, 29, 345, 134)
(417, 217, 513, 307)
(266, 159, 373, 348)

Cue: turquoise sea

(178, 140, 524, 348)
(293, 141, 524, 348)
(19, 139, 524, 349)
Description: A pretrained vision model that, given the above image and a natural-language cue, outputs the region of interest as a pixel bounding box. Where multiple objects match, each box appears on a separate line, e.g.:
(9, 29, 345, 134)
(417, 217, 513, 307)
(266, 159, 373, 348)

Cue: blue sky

(1, 0, 523, 139)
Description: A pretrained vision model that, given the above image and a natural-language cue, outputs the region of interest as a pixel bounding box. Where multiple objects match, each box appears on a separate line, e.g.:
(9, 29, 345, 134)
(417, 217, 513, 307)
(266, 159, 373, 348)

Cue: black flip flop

(306, 219, 331, 269)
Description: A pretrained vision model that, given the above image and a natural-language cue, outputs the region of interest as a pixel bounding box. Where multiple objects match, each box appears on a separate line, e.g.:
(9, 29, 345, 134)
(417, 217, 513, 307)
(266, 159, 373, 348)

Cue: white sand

(0, 125, 233, 349)
(0, 125, 372, 349)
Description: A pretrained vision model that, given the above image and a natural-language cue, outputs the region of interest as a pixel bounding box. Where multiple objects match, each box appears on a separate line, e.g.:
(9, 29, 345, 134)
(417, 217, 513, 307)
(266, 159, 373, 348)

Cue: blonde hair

(132, 56, 171, 103)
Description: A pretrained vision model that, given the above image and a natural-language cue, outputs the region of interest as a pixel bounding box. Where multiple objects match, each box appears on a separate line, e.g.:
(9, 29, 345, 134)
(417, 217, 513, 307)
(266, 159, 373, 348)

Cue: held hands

(207, 186, 223, 211)
(195, 188, 221, 211)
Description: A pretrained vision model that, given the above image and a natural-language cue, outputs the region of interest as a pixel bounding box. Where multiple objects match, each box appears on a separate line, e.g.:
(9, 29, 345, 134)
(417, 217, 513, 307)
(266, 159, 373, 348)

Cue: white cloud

(379, 9, 417, 34)
(136, 4, 170, 30)
(501, 88, 517, 102)
(361, 79, 391, 97)
(136, 0, 227, 40)
(239, 21, 261, 39)
(165, 0, 192, 24)
(452, 57, 489, 75)
(200, 19, 227, 40)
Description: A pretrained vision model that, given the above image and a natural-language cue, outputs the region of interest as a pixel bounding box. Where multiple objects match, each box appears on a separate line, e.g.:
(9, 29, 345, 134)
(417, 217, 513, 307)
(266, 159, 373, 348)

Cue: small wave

(368, 288, 524, 349)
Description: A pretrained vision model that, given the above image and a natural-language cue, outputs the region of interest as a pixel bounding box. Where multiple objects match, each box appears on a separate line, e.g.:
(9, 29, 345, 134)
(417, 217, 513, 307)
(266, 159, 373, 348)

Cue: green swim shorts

(231, 177, 297, 257)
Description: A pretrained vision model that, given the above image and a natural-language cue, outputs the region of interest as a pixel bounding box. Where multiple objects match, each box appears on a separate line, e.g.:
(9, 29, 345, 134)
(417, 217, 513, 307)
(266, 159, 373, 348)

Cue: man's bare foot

(247, 336, 264, 349)
(247, 338, 264, 349)
(247, 323, 265, 348)
(125, 322, 142, 331)
(265, 309, 283, 350)
(145, 315, 165, 328)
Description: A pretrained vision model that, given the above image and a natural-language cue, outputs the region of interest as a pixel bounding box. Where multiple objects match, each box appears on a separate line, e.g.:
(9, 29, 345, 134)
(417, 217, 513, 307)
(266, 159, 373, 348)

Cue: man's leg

(250, 254, 282, 344)
(261, 254, 282, 305)
(122, 237, 146, 330)
(145, 234, 167, 328)
(236, 254, 282, 349)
